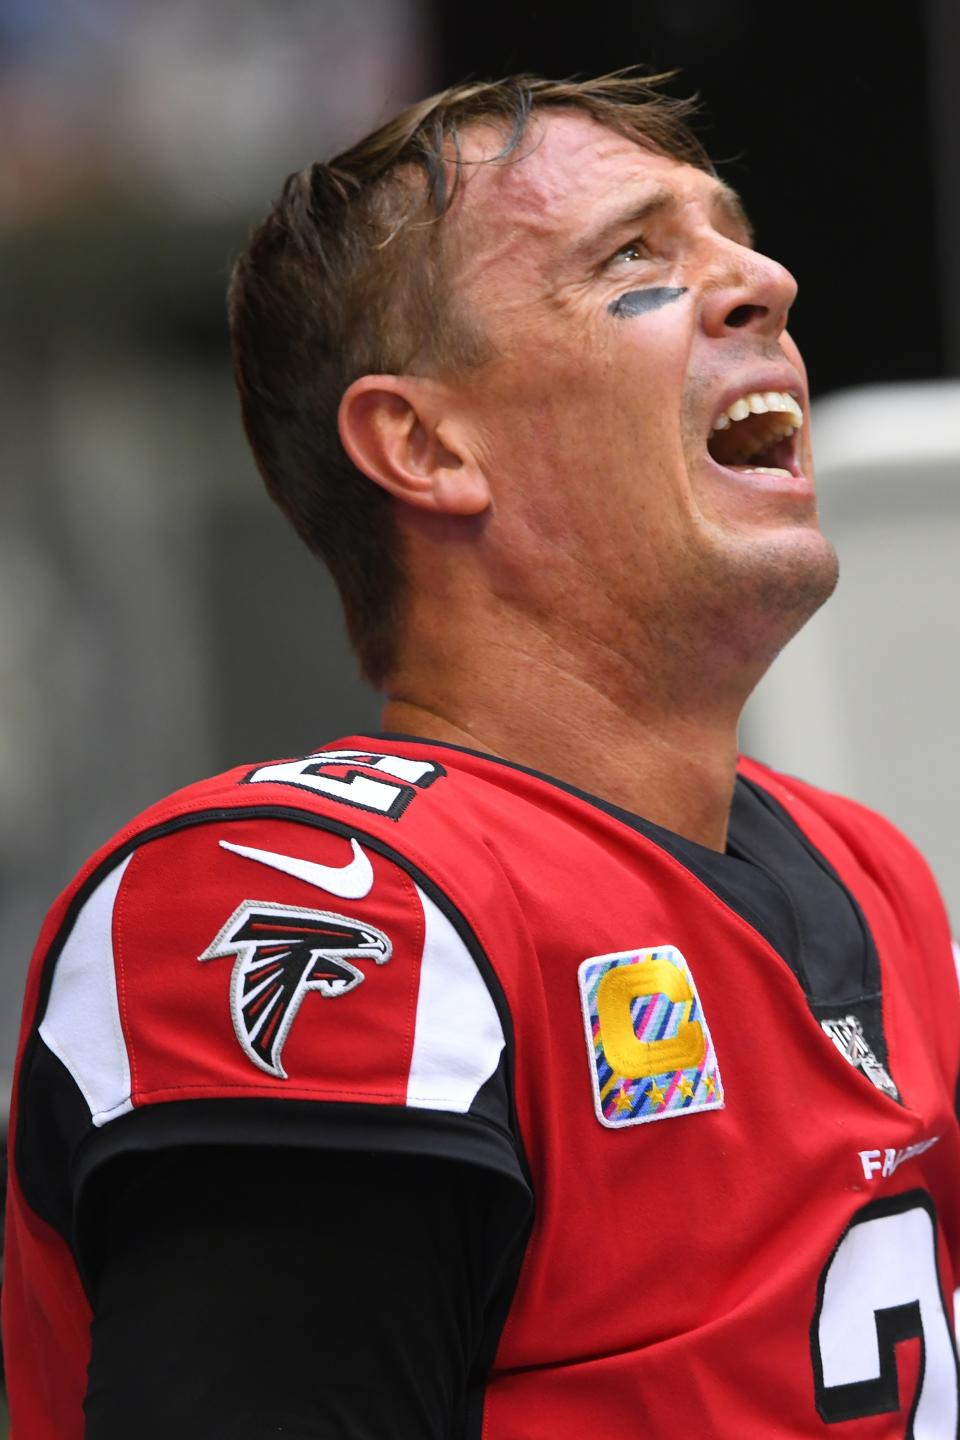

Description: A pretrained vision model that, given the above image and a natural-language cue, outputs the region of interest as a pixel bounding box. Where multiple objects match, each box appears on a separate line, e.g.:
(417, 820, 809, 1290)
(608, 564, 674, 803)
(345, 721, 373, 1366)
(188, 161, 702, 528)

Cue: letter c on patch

(596, 960, 706, 1079)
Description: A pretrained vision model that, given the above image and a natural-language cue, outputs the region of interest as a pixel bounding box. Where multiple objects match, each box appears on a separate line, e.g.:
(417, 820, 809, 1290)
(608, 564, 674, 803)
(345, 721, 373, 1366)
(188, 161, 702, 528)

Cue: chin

(703, 525, 840, 664)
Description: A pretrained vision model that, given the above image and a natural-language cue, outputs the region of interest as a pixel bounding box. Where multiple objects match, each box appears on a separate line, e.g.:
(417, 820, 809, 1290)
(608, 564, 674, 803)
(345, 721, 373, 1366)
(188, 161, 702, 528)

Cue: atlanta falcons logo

(198, 900, 392, 1079)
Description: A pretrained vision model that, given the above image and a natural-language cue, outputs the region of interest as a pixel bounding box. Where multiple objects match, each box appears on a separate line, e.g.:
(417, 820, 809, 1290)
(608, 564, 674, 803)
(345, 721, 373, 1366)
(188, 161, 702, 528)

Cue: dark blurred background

(1, 12, 959, 1407)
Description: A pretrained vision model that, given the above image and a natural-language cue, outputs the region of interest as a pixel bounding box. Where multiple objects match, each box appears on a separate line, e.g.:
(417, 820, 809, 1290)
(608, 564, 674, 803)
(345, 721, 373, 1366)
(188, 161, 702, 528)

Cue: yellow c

(596, 960, 705, 1079)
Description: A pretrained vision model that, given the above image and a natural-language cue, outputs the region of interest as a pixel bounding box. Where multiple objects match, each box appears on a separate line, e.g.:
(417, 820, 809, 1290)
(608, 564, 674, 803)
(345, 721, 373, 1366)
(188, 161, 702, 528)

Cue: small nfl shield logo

(578, 945, 723, 1129)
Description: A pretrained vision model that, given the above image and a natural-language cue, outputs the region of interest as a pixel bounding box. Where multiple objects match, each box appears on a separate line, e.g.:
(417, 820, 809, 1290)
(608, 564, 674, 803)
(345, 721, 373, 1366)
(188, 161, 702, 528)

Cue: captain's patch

(578, 945, 723, 1129)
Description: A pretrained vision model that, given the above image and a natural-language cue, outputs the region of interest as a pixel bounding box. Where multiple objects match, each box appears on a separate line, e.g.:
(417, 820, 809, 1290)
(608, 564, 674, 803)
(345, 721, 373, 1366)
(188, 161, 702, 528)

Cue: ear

(338, 375, 490, 516)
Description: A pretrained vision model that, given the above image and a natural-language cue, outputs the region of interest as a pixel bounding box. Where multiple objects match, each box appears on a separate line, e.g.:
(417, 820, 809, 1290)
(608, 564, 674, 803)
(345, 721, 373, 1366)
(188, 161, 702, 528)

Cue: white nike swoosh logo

(218, 837, 374, 899)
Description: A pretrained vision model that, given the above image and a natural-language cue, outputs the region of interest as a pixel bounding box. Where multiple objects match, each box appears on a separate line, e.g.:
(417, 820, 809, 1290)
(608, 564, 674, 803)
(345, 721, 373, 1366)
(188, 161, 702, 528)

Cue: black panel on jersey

(15, 1039, 93, 1242)
(468, 1049, 512, 1133)
(731, 777, 892, 1078)
(730, 778, 874, 1003)
(83, 1146, 519, 1440)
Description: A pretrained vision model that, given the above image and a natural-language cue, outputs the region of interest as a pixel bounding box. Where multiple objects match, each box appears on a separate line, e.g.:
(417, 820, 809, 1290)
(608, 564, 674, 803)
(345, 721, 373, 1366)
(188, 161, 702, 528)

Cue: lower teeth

(729, 465, 791, 477)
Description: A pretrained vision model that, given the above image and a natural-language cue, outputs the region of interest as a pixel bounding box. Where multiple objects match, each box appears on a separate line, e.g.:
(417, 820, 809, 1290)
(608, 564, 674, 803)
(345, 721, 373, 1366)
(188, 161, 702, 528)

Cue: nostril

(725, 303, 767, 329)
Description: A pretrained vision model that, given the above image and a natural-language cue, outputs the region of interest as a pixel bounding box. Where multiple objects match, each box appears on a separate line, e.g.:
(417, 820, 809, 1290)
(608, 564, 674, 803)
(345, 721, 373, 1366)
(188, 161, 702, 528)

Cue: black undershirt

(84, 1148, 498, 1440)
(82, 777, 877, 1436)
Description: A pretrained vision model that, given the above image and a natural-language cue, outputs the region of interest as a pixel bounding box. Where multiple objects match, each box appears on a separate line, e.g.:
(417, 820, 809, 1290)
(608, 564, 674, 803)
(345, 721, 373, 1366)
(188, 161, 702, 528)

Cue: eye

(610, 235, 651, 265)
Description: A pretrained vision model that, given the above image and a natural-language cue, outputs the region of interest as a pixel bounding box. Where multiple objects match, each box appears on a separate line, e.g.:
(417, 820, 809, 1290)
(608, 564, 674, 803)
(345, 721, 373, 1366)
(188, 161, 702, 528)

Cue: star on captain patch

(578, 945, 724, 1129)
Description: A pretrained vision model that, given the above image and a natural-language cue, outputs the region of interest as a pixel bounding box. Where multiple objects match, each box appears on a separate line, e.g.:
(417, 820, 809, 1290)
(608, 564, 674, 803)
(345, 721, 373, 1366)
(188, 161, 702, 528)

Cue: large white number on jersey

(245, 750, 445, 819)
(812, 1192, 959, 1434)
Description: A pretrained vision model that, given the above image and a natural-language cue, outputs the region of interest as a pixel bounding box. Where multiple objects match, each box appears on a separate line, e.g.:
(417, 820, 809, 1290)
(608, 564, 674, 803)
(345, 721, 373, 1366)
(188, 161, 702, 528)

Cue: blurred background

(1, 0, 959, 1413)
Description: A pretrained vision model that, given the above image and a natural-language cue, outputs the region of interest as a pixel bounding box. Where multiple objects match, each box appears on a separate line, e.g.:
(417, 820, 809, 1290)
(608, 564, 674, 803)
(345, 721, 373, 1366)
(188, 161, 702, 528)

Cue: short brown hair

(227, 71, 710, 686)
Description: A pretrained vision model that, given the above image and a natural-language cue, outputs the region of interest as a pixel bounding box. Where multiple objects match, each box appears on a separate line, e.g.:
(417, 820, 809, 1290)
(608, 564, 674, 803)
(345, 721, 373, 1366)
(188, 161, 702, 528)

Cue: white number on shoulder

(246, 749, 445, 819)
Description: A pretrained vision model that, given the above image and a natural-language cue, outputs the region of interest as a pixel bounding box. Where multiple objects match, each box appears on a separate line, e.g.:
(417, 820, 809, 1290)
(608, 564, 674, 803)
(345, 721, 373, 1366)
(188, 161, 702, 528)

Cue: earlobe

(338, 375, 490, 516)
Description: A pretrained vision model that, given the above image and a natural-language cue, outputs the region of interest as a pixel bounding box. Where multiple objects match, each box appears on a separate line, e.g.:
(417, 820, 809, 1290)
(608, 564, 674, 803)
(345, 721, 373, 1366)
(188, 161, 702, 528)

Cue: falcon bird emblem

(198, 900, 392, 1079)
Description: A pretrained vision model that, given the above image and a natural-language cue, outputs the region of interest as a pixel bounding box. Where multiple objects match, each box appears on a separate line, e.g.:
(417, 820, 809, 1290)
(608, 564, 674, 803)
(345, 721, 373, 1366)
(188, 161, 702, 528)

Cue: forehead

(452, 110, 742, 279)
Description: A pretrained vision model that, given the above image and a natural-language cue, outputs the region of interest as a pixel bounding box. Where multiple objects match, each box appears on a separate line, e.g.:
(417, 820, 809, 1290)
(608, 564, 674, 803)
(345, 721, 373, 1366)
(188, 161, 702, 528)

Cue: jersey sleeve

(14, 810, 529, 1290)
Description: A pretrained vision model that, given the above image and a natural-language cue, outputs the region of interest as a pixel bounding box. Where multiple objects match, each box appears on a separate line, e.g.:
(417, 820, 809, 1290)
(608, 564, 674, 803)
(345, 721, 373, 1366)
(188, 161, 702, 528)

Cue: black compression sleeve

(82, 1145, 502, 1440)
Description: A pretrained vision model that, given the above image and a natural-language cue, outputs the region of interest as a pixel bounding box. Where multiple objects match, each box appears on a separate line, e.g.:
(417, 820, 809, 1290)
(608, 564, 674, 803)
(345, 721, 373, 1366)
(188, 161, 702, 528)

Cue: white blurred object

(741, 381, 960, 920)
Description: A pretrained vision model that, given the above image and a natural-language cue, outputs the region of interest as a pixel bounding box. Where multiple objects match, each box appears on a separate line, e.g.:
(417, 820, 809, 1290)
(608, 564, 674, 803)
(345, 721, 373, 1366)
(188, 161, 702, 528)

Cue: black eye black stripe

(608, 286, 688, 318)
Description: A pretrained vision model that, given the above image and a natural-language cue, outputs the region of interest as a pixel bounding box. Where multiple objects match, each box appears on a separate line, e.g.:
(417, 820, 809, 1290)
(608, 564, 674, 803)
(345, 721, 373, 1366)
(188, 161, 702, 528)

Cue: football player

(5, 72, 960, 1438)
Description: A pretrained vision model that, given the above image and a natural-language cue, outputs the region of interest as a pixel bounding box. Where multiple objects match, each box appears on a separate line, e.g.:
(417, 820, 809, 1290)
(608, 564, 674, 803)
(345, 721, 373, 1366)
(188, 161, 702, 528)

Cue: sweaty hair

(227, 71, 710, 686)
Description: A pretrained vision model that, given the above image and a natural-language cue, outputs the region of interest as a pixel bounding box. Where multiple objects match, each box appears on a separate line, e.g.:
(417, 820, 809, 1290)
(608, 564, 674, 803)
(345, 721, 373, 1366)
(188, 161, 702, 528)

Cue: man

(4, 72, 960, 1439)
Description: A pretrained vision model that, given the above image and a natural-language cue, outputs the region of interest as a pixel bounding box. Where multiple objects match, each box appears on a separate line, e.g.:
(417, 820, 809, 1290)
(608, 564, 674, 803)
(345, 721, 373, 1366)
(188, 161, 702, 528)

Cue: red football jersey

(4, 736, 960, 1437)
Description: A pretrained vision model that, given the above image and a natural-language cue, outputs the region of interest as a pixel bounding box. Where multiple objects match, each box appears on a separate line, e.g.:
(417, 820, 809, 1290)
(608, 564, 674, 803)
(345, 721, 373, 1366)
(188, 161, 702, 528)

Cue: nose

(700, 244, 798, 341)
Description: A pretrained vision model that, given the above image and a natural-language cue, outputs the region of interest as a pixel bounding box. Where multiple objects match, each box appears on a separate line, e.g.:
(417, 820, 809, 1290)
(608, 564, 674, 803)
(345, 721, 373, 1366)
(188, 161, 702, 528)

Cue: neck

(382, 614, 747, 852)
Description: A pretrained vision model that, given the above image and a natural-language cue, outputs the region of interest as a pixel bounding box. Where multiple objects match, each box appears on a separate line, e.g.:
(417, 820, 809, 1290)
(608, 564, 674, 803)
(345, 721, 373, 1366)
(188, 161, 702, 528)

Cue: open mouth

(706, 390, 803, 478)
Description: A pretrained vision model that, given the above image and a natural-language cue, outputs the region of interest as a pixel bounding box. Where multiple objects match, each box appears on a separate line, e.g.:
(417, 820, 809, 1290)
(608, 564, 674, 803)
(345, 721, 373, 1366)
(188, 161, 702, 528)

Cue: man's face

(447, 110, 838, 675)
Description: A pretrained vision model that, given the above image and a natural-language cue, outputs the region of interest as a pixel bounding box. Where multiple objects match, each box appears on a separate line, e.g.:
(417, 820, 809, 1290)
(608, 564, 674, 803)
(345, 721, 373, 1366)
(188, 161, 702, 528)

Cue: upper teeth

(711, 390, 802, 432)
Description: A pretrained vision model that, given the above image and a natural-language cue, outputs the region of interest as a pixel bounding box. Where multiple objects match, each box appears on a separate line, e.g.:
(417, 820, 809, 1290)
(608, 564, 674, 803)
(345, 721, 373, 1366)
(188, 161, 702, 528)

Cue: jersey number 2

(811, 1191, 959, 1434)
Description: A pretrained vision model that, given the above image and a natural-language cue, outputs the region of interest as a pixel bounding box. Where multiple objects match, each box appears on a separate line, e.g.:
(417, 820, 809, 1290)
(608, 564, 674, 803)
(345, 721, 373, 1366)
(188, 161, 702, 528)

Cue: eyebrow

(575, 179, 755, 263)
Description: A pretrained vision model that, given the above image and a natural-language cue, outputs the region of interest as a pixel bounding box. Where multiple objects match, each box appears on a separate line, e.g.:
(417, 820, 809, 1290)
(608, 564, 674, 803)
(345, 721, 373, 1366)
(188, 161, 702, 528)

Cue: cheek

(602, 302, 694, 405)
(479, 312, 692, 492)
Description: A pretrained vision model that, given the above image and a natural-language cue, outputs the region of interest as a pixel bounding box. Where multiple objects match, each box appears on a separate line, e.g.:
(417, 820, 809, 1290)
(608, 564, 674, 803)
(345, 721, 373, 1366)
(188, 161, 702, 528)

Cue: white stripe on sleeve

(406, 885, 505, 1113)
(39, 855, 135, 1127)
